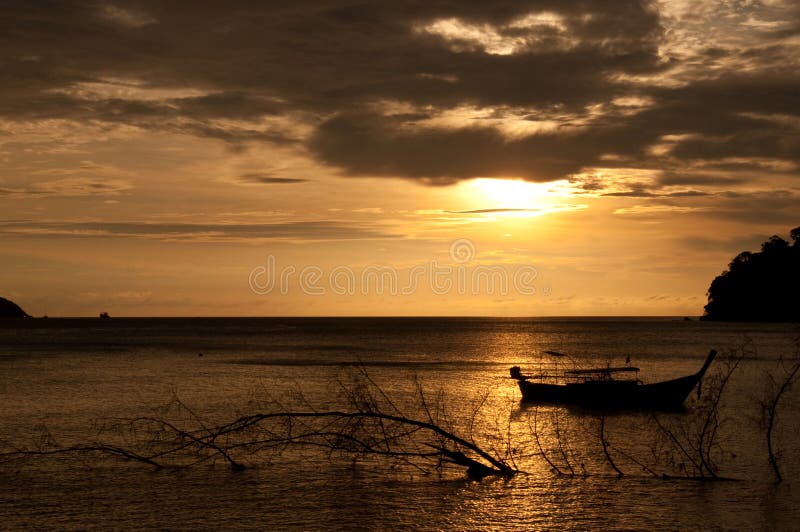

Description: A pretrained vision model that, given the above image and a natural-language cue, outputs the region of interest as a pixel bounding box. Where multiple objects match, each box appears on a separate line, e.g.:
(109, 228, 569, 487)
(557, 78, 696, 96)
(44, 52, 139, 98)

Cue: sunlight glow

(49, 78, 212, 101)
(417, 11, 572, 55)
(412, 105, 566, 138)
(420, 18, 518, 55)
(470, 179, 548, 209)
(467, 178, 560, 210)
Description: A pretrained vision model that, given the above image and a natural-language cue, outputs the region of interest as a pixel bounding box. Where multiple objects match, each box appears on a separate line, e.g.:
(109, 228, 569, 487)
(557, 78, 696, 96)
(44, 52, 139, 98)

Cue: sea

(1, 317, 799, 530)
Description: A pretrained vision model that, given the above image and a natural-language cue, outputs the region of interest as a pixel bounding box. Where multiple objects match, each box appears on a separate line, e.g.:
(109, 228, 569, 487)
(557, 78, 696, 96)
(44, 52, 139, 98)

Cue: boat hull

(517, 374, 700, 410)
(514, 350, 717, 411)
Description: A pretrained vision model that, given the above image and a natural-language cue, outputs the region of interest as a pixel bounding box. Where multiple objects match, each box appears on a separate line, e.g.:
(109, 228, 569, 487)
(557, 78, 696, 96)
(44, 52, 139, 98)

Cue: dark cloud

(0, 220, 398, 241)
(0, 1, 798, 185)
(238, 174, 309, 184)
(309, 112, 570, 182)
(310, 110, 649, 182)
(0, 1, 664, 111)
(701, 190, 800, 225)
(658, 172, 748, 187)
(309, 70, 800, 182)
(602, 189, 709, 198)
(0, 177, 132, 197)
(175, 92, 284, 119)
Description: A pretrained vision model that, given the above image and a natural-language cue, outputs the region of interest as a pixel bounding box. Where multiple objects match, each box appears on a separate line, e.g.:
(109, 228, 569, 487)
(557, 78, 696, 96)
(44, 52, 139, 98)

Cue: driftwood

(0, 410, 516, 478)
(1, 373, 517, 479)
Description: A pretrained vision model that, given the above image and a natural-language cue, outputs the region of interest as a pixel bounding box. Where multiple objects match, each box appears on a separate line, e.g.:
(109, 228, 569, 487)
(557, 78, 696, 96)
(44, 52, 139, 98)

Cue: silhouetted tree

(702, 226, 800, 321)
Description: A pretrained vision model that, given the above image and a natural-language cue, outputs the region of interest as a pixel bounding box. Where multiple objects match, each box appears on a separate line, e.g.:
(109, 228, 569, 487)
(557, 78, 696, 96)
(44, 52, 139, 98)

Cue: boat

(510, 349, 717, 410)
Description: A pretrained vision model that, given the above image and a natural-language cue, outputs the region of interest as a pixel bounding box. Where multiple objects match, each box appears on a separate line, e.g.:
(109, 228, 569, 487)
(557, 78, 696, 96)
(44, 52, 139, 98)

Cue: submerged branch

(0, 444, 164, 468)
(760, 344, 800, 483)
(1, 402, 517, 479)
(219, 410, 516, 476)
(598, 415, 623, 478)
(650, 350, 742, 480)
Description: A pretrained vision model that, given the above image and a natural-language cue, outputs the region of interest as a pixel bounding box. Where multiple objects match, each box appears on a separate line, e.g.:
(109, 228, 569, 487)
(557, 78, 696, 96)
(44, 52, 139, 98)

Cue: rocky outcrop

(0, 297, 29, 318)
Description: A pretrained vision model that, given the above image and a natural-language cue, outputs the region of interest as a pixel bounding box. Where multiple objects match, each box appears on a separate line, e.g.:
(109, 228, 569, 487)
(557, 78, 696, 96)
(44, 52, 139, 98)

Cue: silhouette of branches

(649, 350, 743, 479)
(0, 371, 516, 480)
(759, 338, 800, 482)
(3, 351, 789, 484)
(526, 406, 582, 477)
(598, 414, 623, 477)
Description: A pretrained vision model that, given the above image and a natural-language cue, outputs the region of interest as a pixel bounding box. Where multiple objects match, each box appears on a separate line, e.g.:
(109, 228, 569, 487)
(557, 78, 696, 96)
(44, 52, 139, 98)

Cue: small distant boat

(510, 350, 717, 411)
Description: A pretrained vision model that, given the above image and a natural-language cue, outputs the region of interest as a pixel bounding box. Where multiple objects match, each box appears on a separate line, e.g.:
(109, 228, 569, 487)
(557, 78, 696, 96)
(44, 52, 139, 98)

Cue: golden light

(464, 178, 559, 211)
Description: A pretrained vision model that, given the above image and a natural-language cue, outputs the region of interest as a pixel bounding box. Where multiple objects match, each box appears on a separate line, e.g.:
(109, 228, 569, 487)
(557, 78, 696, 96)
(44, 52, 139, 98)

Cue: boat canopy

(565, 366, 640, 375)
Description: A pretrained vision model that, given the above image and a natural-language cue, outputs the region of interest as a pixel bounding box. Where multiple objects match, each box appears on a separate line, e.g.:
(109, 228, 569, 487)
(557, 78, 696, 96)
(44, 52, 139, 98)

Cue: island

(702, 226, 800, 322)
(0, 297, 29, 318)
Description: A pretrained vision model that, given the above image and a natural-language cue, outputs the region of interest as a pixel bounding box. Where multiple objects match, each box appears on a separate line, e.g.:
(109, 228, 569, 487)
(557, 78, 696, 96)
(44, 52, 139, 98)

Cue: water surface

(1, 318, 798, 529)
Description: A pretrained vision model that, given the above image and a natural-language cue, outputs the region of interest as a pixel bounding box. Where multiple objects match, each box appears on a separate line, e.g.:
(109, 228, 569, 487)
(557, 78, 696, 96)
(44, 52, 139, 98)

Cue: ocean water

(1, 317, 799, 530)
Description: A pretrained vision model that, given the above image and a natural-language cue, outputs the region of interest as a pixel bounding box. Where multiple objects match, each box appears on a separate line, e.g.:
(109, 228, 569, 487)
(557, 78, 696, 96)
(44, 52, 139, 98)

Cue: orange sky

(1, 1, 799, 316)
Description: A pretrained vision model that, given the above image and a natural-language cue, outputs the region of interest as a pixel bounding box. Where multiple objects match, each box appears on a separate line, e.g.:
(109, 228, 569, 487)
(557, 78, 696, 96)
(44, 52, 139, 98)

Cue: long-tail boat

(510, 350, 717, 410)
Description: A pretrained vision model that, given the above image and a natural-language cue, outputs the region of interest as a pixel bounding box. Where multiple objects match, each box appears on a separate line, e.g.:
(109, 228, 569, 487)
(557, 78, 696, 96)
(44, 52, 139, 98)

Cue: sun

(464, 178, 557, 211)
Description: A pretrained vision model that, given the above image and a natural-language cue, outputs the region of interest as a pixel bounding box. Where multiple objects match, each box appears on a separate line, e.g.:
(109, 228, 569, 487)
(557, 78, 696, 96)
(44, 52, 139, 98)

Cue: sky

(1, 0, 799, 317)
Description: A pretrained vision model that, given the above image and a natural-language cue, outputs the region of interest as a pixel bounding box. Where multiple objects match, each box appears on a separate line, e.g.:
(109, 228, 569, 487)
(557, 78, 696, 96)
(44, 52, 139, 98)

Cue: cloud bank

(0, 1, 797, 197)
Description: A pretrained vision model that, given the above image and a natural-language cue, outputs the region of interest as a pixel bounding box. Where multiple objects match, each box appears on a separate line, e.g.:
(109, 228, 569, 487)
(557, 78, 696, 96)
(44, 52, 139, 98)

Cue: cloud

(700, 189, 800, 225)
(309, 110, 639, 182)
(449, 208, 542, 214)
(657, 172, 748, 187)
(0, 220, 399, 241)
(613, 204, 707, 216)
(98, 5, 156, 28)
(611, 189, 800, 225)
(0, 1, 797, 187)
(602, 189, 709, 198)
(237, 173, 309, 185)
(0, 177, 133, 197)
